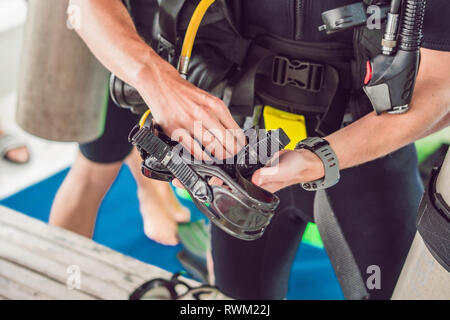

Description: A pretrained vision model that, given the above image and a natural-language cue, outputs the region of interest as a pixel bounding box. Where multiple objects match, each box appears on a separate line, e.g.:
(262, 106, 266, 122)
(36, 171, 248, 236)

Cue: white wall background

(0, 0, 27, 95)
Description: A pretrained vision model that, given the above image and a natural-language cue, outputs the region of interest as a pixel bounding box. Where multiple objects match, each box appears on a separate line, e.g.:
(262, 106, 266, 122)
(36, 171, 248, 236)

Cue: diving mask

(129, 117, 290, 241)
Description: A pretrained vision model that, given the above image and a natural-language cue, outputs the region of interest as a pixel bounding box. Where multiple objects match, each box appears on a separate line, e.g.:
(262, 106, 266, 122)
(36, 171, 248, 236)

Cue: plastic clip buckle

(272, 56, 324, 93)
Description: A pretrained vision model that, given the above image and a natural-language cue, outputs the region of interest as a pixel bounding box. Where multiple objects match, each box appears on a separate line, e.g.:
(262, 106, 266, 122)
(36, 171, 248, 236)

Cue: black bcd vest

(126, 0, 389, 135)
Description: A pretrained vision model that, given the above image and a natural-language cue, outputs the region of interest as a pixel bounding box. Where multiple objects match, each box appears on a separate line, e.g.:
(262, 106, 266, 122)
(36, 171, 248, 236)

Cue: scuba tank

(16, 0, 109, 143)
(392, 149, 450, 299)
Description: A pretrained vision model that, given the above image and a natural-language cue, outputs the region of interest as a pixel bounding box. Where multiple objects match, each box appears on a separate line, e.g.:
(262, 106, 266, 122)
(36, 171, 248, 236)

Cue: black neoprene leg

(212, 144, 422, 300)
(211, 186, 314, 300)
(79, 93, 140, 163)
(325, 144, 423, 299)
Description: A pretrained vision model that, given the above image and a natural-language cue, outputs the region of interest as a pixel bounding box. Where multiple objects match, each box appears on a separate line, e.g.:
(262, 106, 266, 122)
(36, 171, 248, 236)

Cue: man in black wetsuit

(68, 0, 450, 299)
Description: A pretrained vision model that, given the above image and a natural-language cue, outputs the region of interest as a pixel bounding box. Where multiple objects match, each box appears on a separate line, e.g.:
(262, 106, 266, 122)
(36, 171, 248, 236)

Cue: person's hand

(251, 149, 325, 193)
(135, 55, 245, 161)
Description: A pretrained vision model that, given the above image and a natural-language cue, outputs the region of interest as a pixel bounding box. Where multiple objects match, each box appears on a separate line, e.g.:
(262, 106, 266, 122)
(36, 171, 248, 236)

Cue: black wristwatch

(295, 137, 340, 191)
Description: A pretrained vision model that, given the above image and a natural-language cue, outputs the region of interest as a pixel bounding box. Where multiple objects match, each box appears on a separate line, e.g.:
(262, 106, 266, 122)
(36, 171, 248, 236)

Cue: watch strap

(295, 137, 340, 191)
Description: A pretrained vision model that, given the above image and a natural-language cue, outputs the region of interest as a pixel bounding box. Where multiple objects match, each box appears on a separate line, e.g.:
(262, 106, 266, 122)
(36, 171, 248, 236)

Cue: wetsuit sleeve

(422, 0, 450, 51)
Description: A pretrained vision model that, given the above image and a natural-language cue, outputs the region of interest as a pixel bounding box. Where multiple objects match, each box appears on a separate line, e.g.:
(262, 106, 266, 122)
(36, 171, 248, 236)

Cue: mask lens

(140, 286, 173, 300)
(212, 190, 269, 232)
(173, 282, 191, 297)
(130, 279, 176, 300)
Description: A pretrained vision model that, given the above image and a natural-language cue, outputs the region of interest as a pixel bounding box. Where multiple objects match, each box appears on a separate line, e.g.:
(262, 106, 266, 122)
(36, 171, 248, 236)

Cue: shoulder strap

(314, 190, 370, 300)
(159, 0, 188, 46)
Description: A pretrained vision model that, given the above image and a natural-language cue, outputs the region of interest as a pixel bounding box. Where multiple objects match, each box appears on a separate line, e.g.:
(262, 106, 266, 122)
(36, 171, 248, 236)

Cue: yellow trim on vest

(263, 106, 307, 150)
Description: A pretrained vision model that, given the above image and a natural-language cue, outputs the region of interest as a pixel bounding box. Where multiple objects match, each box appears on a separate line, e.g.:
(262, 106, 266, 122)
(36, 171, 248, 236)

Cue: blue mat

(0, 166, 343, 300)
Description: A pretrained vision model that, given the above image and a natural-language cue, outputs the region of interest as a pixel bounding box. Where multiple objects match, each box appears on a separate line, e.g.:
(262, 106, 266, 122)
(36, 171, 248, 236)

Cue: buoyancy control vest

(125, 0, 392, 135)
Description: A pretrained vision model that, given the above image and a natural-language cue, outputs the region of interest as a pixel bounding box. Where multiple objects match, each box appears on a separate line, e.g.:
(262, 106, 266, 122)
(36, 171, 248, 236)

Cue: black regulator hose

(390, 0, 402, 14)
(398, 0, 427, 52)
(109, 74, 146, 114)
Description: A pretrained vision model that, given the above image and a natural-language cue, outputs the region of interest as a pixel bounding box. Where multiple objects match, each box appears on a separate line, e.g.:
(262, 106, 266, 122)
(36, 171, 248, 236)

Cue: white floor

(0, 92, 77, 199)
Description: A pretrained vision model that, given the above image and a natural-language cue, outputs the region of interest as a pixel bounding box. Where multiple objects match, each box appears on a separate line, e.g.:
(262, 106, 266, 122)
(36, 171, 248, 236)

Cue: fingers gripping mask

(129, 116, 290, 241)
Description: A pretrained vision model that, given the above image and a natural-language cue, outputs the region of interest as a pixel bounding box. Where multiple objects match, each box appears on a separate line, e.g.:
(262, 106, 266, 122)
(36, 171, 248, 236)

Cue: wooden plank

(0, 275, 54, 300)
(0, 206, 199, 300)
(0, 258, 95, 300)
(0, 219, 181, 297)
(0, 234, 130, 299)
(0, 223, 147, 290)
(0, 206, 176, 279)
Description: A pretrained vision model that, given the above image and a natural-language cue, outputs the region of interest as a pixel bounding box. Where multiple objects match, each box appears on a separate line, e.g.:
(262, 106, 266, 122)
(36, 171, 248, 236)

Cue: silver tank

(16, 0, 109, 143)
(393, 150, 450, 300)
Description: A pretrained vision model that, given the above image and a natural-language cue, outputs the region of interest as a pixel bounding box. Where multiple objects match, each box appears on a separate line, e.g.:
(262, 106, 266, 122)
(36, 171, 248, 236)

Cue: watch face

(309, 138, 329, 149)
(297, 137, 329, 151)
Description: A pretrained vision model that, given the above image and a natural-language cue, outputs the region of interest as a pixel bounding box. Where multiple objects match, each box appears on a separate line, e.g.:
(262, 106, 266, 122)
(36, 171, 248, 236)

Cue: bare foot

(138, 184, 191, 246)
(156, 185, 191, 223)
(138, 190, 180, 246)
(127, 149, 190, 245)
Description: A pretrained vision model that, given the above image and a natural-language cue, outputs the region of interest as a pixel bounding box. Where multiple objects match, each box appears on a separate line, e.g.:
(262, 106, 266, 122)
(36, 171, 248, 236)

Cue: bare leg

(126, 149, 190, 245)
(49, 151, 121, 238)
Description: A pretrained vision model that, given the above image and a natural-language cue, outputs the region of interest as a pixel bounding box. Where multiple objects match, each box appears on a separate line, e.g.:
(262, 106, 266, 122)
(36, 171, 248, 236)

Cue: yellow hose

(139, 109, 152, 128)
(181, 0, 216, 58)
(178, 0, 216, 75)
(141, 0, 215, 125)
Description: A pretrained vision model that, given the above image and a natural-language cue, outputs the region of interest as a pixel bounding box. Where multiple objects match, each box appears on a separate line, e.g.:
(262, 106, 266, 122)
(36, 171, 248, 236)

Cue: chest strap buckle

(272, 56, 324, 93)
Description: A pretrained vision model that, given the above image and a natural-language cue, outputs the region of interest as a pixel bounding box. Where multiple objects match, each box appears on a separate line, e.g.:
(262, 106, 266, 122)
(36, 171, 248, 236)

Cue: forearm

(419, 113, 450, 140)
(69, 0, 242, 157)
(326, 49, 450, 170)
(69, 0, 166, 90)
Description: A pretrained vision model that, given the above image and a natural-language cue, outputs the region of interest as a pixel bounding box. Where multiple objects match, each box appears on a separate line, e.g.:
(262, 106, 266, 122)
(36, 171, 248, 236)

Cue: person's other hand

(251, 149, 325, 193)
